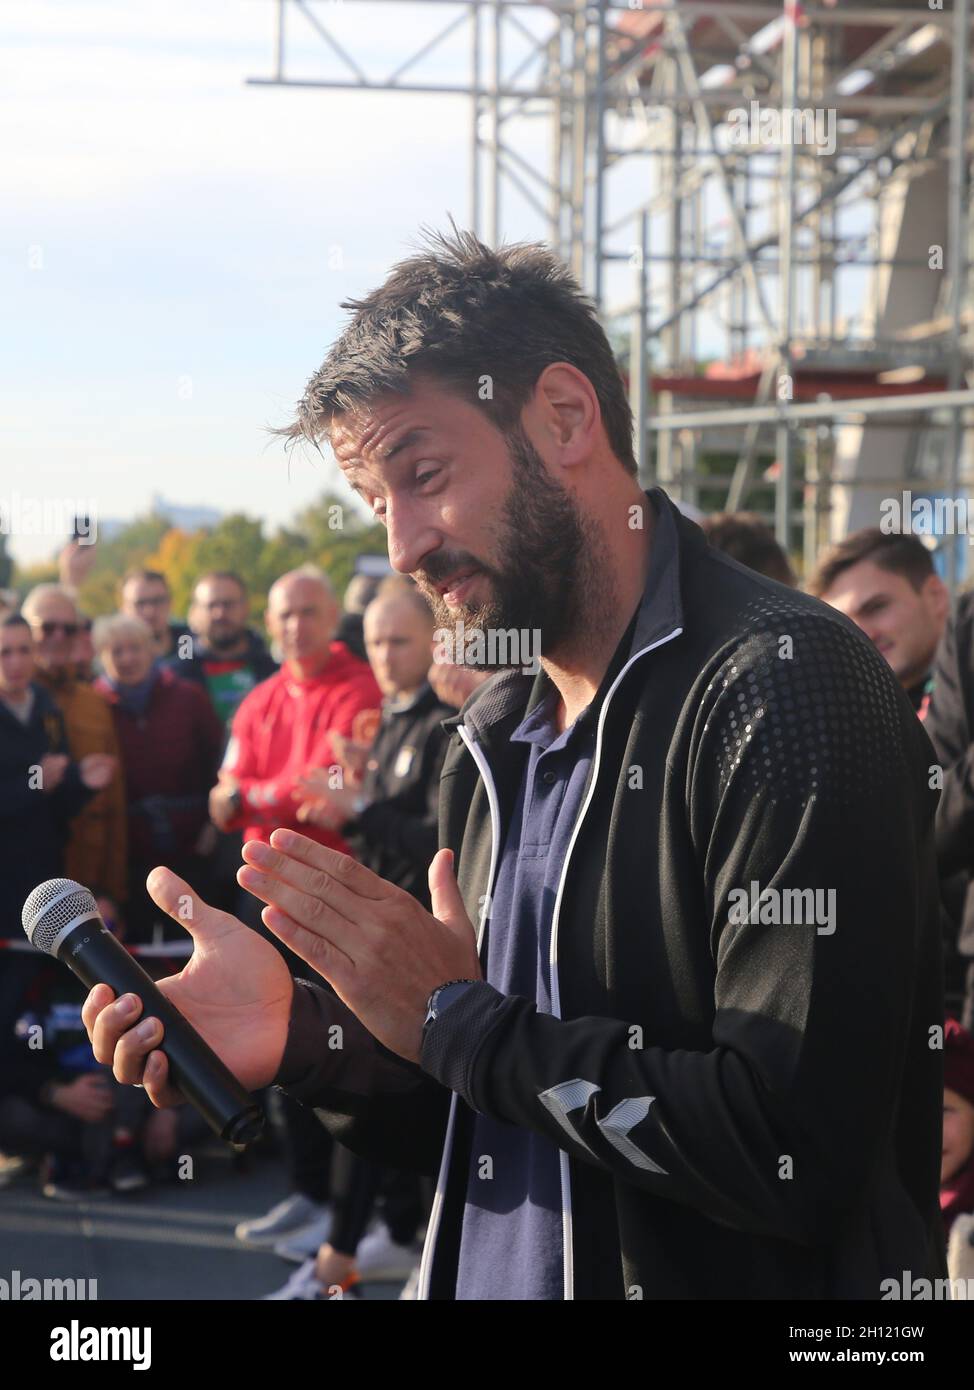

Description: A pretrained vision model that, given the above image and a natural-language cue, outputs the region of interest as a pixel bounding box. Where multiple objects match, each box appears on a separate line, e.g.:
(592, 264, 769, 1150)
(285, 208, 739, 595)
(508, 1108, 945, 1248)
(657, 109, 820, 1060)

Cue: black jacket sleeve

(49, 708, 96, 828)
(351, 728, 447, 872)
(52, 761, 95, 828)
(924, 592, 974, 879)
(419, 614, 942, 1246)
(272, 977, 450, 1175)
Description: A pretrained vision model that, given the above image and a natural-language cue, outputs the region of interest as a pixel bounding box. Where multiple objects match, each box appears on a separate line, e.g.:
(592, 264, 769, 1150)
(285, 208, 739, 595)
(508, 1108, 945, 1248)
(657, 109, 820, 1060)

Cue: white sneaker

(272, 1208, 336, 1263)
(235, 1193, 328, 1249)
(355, 1227, 424, 1281)
(262, 1258, 327, 1300)
(262, 1257, 362, 1301)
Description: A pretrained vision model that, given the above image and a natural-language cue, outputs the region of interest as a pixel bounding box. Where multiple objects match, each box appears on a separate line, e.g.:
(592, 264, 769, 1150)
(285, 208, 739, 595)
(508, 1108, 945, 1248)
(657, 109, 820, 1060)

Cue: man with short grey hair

(22, 584, 125, 915)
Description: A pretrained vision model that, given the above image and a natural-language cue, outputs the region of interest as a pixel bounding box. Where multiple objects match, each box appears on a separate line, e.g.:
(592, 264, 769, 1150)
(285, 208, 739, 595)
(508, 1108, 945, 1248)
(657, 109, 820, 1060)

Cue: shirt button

(542, 770, 556, 785)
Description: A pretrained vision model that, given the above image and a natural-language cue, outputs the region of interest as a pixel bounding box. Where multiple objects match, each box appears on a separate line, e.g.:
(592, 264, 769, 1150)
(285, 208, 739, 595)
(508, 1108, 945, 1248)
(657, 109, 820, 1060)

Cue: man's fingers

(428, 848, 478, 942)
(90, 991, 143, 1065)
(142, 1050, 183, 1109)
(237, 863, 357, 969)
(144, 867, 198, 927)
(90, 994, 163, 1088)
(112, 1015, 164, 1086)
(83, 987, 182, 1107)
(81, 983, 117, 1039)
(145, 866, 235, 943)
(268, 828, 388, 901)
(240, 837, 380, 923)
(259, 903, 349, 988)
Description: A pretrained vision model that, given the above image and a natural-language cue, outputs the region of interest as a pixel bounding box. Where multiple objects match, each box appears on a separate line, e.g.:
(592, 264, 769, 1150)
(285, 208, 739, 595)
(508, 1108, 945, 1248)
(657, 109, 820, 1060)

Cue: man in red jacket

(210, 563, 382, 861)
(210, 564, 382, 1246)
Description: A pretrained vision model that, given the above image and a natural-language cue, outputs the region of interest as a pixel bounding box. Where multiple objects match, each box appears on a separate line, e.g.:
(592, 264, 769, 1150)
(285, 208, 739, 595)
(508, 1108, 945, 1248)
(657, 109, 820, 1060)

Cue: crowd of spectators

(2, 510, 973, 1294)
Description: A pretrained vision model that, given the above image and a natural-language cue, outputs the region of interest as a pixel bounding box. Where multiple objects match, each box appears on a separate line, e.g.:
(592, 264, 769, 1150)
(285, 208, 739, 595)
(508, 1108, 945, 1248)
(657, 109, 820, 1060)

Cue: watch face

(424, 987, 446, 1028)
(429, 982, 472, 1023)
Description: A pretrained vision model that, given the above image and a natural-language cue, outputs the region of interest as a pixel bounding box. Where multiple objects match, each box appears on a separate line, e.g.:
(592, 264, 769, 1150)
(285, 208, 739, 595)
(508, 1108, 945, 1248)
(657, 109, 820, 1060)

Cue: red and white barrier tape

(0, 937, 193, 958)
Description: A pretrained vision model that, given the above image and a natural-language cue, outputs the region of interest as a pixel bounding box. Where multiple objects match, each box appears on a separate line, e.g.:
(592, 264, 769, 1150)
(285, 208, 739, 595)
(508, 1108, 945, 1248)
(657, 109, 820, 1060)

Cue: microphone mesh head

(22, 878, 98, 955)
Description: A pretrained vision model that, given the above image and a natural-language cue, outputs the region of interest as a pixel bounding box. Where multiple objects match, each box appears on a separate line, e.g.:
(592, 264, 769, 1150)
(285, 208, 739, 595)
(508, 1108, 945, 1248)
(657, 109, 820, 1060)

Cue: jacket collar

(0, 680, 50, 727)
(96, 664, 170, 712)
(442, 485, 692, 739)
(384, 679, 441, 717)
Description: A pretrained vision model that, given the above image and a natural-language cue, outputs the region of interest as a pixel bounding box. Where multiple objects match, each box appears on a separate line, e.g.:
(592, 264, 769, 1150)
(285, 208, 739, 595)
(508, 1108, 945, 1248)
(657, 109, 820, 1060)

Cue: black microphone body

(23, 881, 264, 1148)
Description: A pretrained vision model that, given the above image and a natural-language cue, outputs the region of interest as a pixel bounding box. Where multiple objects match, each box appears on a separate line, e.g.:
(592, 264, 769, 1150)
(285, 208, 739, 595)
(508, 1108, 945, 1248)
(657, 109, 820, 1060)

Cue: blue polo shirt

(453, 687, 598, 1301)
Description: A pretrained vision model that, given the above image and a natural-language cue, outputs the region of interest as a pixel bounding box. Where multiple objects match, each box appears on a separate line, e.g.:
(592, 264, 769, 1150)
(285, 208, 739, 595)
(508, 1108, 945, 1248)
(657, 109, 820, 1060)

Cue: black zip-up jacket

(921, 589, 974, 958)
(273, 486, 946, 1300)
(0, 683, 92, 938)
(342, 682, 452, 908)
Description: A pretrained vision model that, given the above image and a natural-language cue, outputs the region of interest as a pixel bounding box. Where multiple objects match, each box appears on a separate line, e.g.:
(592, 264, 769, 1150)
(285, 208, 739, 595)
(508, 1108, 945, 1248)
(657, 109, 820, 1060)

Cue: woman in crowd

(92, 615, 224, 943)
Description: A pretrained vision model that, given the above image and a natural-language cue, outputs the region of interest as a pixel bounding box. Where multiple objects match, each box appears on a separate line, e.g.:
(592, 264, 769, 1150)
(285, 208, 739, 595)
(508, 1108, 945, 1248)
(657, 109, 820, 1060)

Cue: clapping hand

(80, 753, 117, 791)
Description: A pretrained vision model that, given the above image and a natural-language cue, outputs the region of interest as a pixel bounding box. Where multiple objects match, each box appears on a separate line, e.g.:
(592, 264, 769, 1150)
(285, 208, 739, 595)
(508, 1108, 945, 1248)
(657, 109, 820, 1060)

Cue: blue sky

(3, 2, 866, 568)
(2, 0, 506, 566)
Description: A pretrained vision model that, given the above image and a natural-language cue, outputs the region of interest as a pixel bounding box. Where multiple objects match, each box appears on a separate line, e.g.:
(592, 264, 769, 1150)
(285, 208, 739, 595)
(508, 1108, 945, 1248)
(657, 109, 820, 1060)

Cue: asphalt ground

(0, 1145, 405, 1302)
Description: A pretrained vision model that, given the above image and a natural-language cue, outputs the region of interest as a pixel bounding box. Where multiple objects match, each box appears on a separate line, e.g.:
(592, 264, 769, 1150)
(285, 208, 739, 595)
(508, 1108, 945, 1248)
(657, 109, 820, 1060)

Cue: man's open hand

(82, 868, 294, 1107)
(238, 829, 481, 1064)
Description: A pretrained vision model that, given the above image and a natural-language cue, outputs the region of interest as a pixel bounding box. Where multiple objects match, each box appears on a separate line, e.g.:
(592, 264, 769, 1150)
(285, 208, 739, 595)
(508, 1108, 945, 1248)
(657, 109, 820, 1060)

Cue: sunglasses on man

(33, 620, 79, 637)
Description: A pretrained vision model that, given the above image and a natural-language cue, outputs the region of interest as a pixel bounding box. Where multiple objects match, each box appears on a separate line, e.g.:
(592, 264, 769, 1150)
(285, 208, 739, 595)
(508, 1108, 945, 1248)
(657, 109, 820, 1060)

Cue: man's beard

(414, 424, 615, 667)
(206, 627, 245, 654)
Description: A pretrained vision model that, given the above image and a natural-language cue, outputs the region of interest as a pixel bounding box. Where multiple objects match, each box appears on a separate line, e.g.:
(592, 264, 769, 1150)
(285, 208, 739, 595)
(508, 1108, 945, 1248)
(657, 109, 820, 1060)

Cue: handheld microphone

(22, 878, 264, 1149)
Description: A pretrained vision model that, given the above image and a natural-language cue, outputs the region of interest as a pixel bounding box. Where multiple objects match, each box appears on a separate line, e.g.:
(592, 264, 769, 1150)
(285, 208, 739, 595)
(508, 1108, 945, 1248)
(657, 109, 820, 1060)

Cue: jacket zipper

(418, 624, 682, 1301)
(416, 724, 502, 1301)
(547, 625, 682, 1299)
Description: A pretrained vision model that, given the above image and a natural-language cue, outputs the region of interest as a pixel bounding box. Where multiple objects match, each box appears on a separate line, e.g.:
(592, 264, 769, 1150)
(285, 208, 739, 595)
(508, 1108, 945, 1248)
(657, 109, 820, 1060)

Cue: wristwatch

(423, 979, 479, 1031)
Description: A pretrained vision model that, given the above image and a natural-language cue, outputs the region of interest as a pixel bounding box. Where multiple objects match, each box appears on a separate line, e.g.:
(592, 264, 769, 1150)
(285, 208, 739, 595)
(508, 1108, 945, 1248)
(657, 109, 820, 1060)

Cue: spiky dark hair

(273, 216, 636, 475)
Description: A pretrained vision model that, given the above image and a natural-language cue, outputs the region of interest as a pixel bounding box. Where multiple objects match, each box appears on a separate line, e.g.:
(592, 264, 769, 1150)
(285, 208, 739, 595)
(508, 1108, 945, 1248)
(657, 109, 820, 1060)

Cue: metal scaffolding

(250, 0, 974, 581)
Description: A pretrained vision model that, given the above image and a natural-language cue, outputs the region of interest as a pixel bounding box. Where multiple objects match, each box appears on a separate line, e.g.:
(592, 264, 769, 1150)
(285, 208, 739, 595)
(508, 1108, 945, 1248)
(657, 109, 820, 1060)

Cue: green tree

(293, 493, 388, 596)
(11, 493, 391, 623)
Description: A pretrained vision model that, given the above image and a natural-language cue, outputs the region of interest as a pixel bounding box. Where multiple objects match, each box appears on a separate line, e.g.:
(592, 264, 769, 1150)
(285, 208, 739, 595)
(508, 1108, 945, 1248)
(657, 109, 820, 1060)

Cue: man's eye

(416, 469, 440, 487)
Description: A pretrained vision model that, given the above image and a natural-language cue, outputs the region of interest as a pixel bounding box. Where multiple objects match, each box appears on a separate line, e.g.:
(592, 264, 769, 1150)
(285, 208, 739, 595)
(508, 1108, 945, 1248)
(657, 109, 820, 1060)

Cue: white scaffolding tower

(250, 0, 974, 581)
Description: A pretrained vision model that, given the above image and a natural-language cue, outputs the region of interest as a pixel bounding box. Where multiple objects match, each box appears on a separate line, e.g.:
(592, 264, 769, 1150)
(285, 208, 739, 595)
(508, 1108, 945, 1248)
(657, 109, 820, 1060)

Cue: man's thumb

(428, 849, 469, 932)
(145, 866, 228, 943)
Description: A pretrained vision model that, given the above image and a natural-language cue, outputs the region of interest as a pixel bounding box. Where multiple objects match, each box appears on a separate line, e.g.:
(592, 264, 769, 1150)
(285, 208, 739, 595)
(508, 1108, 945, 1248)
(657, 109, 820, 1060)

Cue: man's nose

(384, 497, 439, 575)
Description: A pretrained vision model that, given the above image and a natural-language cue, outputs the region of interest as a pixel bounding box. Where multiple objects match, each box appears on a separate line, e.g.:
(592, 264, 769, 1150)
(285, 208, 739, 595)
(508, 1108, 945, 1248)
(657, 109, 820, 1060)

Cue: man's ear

(528, 362, 599, 464)
(927, 574, 950, 626)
